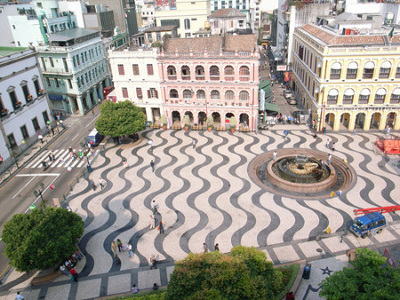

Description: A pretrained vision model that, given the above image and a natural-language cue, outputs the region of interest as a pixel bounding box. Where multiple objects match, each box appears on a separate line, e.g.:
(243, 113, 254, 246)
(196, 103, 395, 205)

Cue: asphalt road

(0, 108, 100, 281)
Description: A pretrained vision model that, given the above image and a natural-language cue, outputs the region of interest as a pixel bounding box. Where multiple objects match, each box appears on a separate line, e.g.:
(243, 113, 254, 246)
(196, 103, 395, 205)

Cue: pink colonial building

(158, 35, 260, 130)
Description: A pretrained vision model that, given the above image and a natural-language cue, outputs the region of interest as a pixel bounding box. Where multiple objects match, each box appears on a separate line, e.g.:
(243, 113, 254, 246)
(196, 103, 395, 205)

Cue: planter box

(216, 126, 226, 131)
(239, 127, 251, 132)
(150, 124, 160, 129)
(171, 125, 182, 130)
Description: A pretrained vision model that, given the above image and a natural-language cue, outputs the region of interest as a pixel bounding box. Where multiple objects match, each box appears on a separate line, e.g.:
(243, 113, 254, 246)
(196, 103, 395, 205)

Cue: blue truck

(349, 212, 386, 238)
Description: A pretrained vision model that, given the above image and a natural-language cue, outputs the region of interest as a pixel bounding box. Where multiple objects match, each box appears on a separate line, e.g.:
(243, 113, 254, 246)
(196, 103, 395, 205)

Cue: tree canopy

(319, 248, 400, 300)
(2, 207, 84, 272)
(95, 100, 146, 137)
(166, 246, 283, 300)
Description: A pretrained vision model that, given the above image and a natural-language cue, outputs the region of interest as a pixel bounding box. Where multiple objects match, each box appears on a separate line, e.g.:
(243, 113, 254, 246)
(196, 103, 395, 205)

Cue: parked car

(286, 97, 297, 105)
(292, 110, 308, 124)
(283, 89, 293, 99)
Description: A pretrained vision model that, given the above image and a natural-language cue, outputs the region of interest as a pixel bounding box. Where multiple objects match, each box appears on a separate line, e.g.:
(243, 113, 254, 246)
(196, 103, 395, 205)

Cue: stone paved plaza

(2, 127, 400, 300)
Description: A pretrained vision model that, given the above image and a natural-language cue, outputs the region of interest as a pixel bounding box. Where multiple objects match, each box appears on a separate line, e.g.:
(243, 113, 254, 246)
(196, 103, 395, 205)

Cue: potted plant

(206, 115, 214, 132)
(182, 115, 190, 131)
(229, 116, 237, 133)
(38, 89, 44, 95)
(15, 101, 22, 108)
(1, 108, 8, 115)
(160, 115, 167, 130)
(27, 94, 33, 101)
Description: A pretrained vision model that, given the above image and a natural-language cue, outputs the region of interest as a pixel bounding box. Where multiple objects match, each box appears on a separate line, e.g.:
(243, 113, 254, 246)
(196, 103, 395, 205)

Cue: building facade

(109, 47, 162, 123)
(36, 28, 110, 115)
(158, 35, 260, 130)
(292, 24, 400, 132)
(0, 48, 53, 172)
(208, 8, 247, 35)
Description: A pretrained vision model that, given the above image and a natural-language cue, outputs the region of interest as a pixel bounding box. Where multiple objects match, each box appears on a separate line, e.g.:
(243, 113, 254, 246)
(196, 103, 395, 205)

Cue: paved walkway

(1, 127, 400, 300)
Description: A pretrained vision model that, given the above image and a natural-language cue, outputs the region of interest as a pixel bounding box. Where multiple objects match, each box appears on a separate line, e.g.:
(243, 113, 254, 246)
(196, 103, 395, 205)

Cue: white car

(284, 89, 293, 99)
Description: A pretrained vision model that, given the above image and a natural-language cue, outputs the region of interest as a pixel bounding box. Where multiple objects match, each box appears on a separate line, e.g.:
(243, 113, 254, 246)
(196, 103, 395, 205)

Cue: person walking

(15, 292, 25, 300)
(111, 241, 118, 257)
(48, 151, 53, 162)
(69, 268, 78, 282)
(326, 139, 330, 149)
(132, 284, 139, 294)
(215, 243, 219, 252)
(127, 243, 134, 258)
(92, 110, 95, 118)
(159, 220, 164, 234)
(123, 160, 128, 169)
(38, 134, 44, 144)
(150, 160, 155, 172)
(328, 154, 332, 165)
(331, 142, 336, 152)
(149, 215, 155, 229)
(89, 178, 96, 191)
(117, 239, 123, 252)
(192, 139, 196, 149)
(99, 177, 105, 190)
(151, 200, 158, 214)
(273, 151, 277, 160)
(203, 243, 208, 253)
(150, 255, 157, 269)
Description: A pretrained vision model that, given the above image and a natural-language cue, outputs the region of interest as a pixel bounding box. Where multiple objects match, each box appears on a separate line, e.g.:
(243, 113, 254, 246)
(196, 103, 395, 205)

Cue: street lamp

(80, 141, 90, 164)
(6, 144, 19, 169)
(33, 182, 46, 207)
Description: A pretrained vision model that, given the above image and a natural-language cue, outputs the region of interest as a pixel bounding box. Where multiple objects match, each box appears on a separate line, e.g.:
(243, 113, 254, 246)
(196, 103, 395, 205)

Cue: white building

(58, 0, 88, 28)
(345, 0, 400, 25)
(36, 28, 110, 116)
(0, 47, 53, 172)
(108, 47, 162, 123)
(208, 8, 247, 35)
(8, 0, 78, 47)
(258, 0, 278, 13)
(210, 0, 250, 26)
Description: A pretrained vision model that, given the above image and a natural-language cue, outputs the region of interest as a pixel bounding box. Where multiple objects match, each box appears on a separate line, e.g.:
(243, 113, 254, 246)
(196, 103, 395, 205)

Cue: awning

(392, 88, 400, 95)
(331, 62, 342, 69)
(347, 62, 358, 69)
(259, 79, 271, 90)
(344, 89, 355, 96)
(328, 89, 339, 96)
(48, 94, 64, 101)
(381, 61, 392, 69)
(264, 102, 280, 112)
(360, 88, 371, 96)
(364, 61, 375, 69)
(376, 88, 387, 95)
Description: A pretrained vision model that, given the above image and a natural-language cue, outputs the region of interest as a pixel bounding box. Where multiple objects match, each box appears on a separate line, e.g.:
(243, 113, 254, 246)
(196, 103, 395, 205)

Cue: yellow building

(154, 0, 210, 38)
(292, 24, 400, 132)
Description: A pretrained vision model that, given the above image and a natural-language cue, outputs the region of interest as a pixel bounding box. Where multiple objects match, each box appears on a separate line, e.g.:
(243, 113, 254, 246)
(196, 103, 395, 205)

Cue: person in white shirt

(15, 292, 24, 300)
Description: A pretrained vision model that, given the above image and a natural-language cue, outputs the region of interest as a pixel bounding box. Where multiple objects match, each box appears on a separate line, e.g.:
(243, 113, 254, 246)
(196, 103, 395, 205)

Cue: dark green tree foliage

(95, 100, 146, 137)
(319, 248, 400, 300)
(166, 246, 283, 300)
(2, 207, 84, 272)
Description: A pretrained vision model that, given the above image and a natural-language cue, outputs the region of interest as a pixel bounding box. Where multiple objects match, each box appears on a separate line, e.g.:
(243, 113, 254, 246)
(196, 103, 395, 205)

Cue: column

(145, 106, 153, 122)
(86, 91, 93, 110)
(77, 95, 85, 115)
(363, 112, 372, 130)
(348, 112, 356, 131)
(332, 112, 341, 131)
(393, 113, 400, 130)
(378, 112, 386, 131)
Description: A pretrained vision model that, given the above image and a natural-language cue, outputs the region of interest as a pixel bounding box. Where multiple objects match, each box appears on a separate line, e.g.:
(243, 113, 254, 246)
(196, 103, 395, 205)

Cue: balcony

(181, 75, 190, 81)
(225, 76, 234, 81)
(195, 75, 205, 80)
(379, 73, 390, 79)
(346, 73, 357, 79)
(168, 75, 177, 80)
(210, 75, 220, 81)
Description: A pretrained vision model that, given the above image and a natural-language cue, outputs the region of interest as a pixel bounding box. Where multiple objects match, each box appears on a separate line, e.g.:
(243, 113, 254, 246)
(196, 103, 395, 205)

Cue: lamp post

(80, 141, 90, 164)
(33, 182, 46, 207)
(6, 144, 19, 169)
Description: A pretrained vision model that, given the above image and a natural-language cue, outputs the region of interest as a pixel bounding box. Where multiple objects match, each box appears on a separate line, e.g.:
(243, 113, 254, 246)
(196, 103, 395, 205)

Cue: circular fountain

(249, 149, 355, 199)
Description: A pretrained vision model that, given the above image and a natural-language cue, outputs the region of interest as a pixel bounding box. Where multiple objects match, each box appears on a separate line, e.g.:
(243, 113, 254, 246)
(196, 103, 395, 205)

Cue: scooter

(42, 161, 50, 171)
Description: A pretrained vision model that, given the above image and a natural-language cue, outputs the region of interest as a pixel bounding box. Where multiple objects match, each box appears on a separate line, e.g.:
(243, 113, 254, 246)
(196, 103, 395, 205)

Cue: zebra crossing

(26, 149, 100, 169)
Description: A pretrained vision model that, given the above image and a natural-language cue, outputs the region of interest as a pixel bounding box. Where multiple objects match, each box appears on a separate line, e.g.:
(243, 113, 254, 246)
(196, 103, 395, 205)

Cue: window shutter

(118, 64, 125, 75)
(136, 88, 142, 98)
(147, 64, 154, 75)
(147, 90, 151, 98)
(155, 90, 158, 98)
(122, 88, 128, 98)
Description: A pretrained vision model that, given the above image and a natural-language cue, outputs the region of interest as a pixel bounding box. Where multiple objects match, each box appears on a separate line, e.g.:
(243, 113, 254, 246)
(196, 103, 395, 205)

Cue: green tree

(95, 100, 146, 137)
(2, 207, 84, 272)
(166, 246, 283, 300)
(319, 248, 400, 300)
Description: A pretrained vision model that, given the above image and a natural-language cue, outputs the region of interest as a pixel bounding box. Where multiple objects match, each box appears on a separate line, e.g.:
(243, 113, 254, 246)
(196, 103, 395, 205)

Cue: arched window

(327, 89, 339, 104)
(211, 90, 220, 99)
(363, 61, 375, 79)
(358, 88, 371, 104)
(183, 89, 192, 98)
(239, 66, 250, 81)
(379, 61, 392, 79)
(346, 61, 358, 79)
(225, 90, 235, 100)
(167, 66, 177, 80)
(396, 63, 400, 78)
(181, 65, 190, 80)
(169, 89, 178, 98)
(343, 88, 355, 104)
(197, 90, 205, 99)
(195, 65, 205, 80)
(210, 66, 220, 81)
(390, 88, 400, 104)
(224, 66, 234, 81)
(239, 91, 249, 101)
(330, 62, 341, 80)
(374, 88, 386, 104)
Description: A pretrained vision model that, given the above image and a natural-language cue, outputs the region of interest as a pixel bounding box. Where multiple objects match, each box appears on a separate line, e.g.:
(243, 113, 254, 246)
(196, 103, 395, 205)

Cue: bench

(239, 127, 251, 132)
(150, 124, 160, 129)
(31, 269, 62, 286)
(216, 126, 226, 131)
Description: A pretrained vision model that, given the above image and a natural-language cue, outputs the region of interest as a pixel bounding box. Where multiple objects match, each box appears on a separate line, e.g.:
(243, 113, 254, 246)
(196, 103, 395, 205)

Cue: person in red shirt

(69, 268, 78, 282)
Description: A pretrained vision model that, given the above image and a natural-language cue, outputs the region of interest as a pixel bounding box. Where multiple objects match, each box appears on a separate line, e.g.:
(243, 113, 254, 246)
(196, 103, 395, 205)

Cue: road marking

(85, 116, 98, 128)
(72, 133, 80, 141)
(12, 176, 36, 199)
(24, 175, 60, 213)
(16, 173, 60, 177)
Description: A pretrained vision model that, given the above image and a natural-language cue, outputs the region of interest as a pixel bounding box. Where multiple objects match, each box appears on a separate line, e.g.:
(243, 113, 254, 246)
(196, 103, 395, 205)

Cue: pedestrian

(153, 283, 159, 290)
(111, 241, 118, 257)
(313, 130, 317, 139)
(149, 215, 155, 229)
(15, 292, 25, 300)
(123, 160, 128, 169)
(286, 291, 295, 300)
(215, 243, 219, 251)
(284, 130, 289, 140)
(38, 134, 44, 143)
(273, 151, 277, 160)
(127, 243, 134, 258)
(321, 160, 326, 170)
(326, 139, 330, 149)
(60, 265, 70, 276)
(352, 129, 356, 135)
(192, 139, 196, 149)
(48, 151, 53, 162)
(92, 110, 95, 118)
(69, 146, 73, 154)
(331, 142, 336, 151)
(203, 243, 208, 253)
(51, 126, 55, 135)
(99, 177, 105, 190)
(67, 205, 72, 212)
(158, 220, 164, 234)
(150, 160, 155, 172)
(312, 119, 315, 129)
(117, 239, 123, 252)
(328, 154, 332, 165)
(59, 157, 66, 164)
(150, 255, 157, 269)
(151, 200, 158, 214)
(132, 284, 139, 294)
(89, 178, 96, 191)
(69, 268, 78, 282)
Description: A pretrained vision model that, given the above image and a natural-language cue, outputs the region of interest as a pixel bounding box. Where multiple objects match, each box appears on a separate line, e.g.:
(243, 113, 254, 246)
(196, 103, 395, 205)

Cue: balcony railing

(195, 75, 205, 80)
(210, 75, 220, 81)
(330, 74, 340, 80)
(181, 75, 190, 80)
(168, 75, 177, 80)
(379, 73, 390, 79)
(362, 73, 373, 79)
(346, 73, 357, 79)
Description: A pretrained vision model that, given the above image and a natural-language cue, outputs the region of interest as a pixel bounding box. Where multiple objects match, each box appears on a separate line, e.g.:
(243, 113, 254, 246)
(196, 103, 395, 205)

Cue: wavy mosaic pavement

(67, 129, 400, 277)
